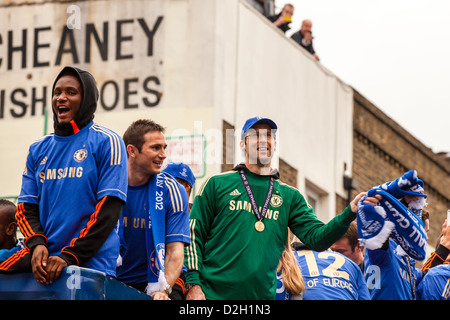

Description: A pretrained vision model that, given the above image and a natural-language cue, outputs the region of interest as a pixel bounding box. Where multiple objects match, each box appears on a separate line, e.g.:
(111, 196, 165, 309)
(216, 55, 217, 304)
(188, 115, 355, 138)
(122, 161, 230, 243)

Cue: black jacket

(291, 31, 316, 55)
(267, 13, 291, 33)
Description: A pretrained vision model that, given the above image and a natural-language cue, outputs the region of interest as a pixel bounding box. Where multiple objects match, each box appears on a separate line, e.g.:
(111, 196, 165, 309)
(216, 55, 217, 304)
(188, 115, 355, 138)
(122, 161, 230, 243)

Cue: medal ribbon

(239, 169, 274, 222)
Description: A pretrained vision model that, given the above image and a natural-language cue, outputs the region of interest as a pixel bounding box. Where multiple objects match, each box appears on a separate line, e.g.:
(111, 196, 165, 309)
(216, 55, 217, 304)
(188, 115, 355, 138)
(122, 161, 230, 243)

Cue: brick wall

(335, 193, 349, 217)
(278, 158, 298, 188)
(352, 89, 450, 247)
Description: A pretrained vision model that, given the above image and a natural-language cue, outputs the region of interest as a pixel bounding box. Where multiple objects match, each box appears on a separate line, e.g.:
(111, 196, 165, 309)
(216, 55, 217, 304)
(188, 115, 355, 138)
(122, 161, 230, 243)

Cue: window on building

(305, 179, 328, 220)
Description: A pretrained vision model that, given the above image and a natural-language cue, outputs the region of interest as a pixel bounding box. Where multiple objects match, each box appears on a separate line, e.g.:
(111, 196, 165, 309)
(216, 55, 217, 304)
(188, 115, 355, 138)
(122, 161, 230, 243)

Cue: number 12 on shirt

(296, 250, 350, 280)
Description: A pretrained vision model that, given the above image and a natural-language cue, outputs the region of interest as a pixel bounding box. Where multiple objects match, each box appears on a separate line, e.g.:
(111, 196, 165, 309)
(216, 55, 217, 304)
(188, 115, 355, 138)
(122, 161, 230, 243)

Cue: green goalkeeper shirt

(184, 164, 356, 300)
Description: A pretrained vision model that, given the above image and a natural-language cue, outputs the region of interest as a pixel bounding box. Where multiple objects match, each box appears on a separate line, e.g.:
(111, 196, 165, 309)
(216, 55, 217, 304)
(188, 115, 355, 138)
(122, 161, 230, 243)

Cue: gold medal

(239, 169, 273, 234)
(255, 220, 265, 232)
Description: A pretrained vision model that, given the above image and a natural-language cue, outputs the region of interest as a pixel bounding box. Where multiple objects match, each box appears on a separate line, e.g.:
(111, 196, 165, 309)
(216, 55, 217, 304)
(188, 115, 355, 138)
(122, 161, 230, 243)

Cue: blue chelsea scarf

(357, 170, 427, 260)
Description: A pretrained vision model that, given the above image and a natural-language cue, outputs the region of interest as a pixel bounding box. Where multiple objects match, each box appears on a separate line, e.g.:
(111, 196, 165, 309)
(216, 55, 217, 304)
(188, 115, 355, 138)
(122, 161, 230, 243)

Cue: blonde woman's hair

(277, 231, 305, 296)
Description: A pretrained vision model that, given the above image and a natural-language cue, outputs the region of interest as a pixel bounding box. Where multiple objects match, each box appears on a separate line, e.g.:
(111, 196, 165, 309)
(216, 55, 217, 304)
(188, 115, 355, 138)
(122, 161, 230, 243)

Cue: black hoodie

(52, 66, 99, 136)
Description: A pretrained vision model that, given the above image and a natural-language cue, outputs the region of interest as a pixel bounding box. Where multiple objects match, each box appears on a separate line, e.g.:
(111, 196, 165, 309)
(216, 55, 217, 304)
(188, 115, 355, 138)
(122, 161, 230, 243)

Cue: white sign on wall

(165, 135, 206, 178)
(0, 0, 165, 121)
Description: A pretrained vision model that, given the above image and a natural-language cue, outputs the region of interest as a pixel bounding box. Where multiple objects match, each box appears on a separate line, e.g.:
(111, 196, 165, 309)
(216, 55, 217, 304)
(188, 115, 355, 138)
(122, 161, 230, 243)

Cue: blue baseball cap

(163, 162, 196, 188)
(241, 116, 277, 140)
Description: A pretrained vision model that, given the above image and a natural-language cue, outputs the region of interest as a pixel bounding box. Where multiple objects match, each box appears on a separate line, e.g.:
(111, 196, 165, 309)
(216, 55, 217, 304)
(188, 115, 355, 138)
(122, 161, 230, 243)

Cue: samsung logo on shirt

(228, 200, 279, 220)
(39, 167, 83, 183)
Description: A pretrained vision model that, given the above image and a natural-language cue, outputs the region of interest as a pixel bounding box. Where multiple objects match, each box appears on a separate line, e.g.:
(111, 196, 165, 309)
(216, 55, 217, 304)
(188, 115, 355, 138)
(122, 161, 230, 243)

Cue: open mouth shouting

(56, 105, 71, 120)
(54, 103, 78, 124)
(52, 75, 82, 125)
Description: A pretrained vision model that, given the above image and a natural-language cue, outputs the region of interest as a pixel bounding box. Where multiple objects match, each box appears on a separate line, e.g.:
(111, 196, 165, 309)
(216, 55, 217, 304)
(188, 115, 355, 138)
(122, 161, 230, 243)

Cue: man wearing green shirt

(184, 116, 379, 300)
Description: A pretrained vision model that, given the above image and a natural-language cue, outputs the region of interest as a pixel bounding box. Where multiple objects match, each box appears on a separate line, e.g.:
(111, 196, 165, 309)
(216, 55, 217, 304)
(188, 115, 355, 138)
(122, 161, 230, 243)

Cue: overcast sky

(275, 0, 450, 154)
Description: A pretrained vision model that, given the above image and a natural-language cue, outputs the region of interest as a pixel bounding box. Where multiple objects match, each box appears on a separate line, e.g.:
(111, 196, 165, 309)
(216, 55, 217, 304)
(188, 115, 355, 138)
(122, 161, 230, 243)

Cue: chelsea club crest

(73, 149, 88, 163)
(270, 194, 283, 207)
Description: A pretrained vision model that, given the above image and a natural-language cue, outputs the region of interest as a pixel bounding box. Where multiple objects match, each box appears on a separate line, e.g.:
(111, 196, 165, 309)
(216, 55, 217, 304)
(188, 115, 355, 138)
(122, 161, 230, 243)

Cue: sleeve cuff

(25, 234, 47, 251)
(342, 204, 357, 224)
(435, 244, 450, 261)
(184, 270, 201, 285)
(59, 248, 80, 266)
